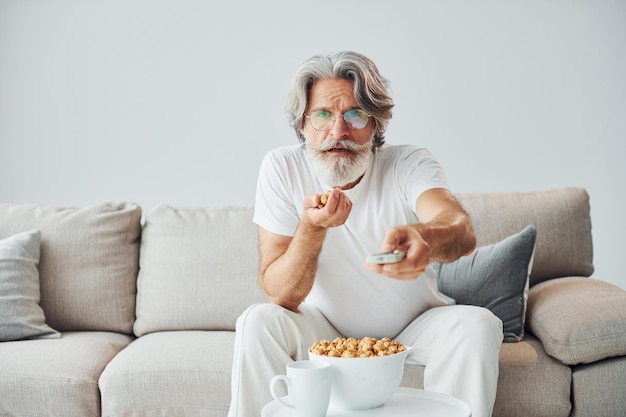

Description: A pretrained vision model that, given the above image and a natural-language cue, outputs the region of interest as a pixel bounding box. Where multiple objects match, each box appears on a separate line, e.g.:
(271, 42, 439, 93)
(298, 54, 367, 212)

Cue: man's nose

(329, 115, 349, 138)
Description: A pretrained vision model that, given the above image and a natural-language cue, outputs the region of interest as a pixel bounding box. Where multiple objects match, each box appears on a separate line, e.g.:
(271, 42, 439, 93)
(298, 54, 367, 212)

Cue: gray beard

(305, 139, 372, 188)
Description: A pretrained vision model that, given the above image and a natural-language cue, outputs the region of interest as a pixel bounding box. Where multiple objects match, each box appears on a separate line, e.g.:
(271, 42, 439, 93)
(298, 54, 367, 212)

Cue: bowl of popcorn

(308, 337, 412, 410)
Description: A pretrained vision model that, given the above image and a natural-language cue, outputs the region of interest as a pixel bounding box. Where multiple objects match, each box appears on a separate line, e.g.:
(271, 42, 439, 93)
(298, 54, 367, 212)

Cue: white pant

(227, 303, 502, 417)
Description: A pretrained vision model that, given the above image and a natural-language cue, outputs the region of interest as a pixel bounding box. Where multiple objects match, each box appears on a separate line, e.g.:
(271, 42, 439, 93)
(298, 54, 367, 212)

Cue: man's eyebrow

(308, 106, 330, 112)
(308, 106, 360, 113)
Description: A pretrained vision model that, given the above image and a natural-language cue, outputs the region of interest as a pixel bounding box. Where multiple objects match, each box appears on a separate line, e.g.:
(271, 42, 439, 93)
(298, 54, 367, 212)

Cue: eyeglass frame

(303, 109, 372, 131)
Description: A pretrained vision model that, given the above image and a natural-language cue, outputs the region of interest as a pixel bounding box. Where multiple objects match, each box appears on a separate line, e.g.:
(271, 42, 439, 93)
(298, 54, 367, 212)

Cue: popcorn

(318, 191, 330, 209)
(310, 337, 406, 358)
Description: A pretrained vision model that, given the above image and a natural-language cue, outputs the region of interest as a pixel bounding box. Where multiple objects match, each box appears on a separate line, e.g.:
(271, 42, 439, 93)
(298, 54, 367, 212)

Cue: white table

(261, 387, 471, 417)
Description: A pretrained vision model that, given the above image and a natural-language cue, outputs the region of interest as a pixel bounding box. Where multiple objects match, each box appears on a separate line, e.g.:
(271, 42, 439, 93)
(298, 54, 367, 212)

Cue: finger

(325, 188, 343, 210)
(327, 189, 353, 218)
(365, 262, 384, 274)
(380, 227, 405, 253)
(304, 194, 321, 210)
(382, 263, 425, 280)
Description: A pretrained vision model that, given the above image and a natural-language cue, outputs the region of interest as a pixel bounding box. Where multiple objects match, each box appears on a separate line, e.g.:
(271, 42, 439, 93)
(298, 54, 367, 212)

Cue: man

(228, 51, 503, 417)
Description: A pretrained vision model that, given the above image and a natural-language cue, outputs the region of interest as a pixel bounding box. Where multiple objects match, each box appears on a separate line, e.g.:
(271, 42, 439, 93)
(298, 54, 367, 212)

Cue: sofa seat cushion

(571, 356, 626, 417)
(100, 330, 235, 417)
(527, 277, 626, 365)
(0, 202, 142, 333)
(400, 334, 572, 417)
(0, 331, 133, 417)
(494, 334, 572, 417)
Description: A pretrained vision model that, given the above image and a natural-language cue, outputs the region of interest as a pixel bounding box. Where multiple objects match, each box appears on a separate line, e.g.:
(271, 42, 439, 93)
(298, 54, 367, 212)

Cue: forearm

(260, 221, 327, 311)
(259, 188, 352, 309)
(414, 208, 476, 262)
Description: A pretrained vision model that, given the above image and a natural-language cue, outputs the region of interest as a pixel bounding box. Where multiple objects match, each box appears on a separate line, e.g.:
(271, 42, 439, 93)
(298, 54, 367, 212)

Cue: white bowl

(308, 347, 412, 410)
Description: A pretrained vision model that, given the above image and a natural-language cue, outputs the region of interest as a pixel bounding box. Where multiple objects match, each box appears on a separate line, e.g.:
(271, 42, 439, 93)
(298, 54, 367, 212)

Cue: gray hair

(286, 51, 394, 147)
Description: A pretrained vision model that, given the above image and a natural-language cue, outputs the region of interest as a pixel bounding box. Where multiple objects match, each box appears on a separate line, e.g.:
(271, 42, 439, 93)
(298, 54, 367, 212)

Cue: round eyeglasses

(304, 109, 371, 131)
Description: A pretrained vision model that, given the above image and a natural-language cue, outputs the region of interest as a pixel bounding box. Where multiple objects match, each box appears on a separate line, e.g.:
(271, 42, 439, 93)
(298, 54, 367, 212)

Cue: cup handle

(269, 375, 294, 409)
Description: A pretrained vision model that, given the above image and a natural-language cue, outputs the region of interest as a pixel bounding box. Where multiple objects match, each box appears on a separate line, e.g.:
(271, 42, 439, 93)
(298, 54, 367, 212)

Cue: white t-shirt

(253, 144, 455, 338)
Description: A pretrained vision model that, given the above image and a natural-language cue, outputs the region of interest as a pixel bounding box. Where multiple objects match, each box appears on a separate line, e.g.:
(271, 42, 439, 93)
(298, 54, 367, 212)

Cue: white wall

(1, 0, 624, 289)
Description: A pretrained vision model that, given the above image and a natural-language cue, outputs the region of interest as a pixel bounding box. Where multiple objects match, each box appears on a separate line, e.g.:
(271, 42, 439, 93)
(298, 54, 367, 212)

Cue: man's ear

(300, 125, 307, 141)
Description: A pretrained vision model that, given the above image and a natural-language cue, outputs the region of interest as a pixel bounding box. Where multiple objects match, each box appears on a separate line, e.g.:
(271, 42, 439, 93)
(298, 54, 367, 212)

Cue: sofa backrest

(134, 205, 266, 336)
(0, 202, 142, 333)
(457, 187, 594, 286)
(134, 188, 593, 336)
(1, 188, 592, 335)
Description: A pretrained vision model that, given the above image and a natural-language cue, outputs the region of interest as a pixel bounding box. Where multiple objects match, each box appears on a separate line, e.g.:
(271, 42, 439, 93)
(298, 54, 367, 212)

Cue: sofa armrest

(526, 277, 626, 365)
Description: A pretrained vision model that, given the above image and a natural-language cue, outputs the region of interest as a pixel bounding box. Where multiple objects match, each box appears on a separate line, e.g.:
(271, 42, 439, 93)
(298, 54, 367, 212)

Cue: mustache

(308, 138, 372, 153)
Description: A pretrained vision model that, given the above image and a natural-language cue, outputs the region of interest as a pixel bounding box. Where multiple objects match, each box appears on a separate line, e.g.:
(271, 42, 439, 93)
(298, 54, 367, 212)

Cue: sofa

(1, 187, 625, 417)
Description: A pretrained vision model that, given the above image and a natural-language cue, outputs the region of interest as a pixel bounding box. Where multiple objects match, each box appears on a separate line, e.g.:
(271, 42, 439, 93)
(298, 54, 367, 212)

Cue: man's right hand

(304, 188, 352, 230)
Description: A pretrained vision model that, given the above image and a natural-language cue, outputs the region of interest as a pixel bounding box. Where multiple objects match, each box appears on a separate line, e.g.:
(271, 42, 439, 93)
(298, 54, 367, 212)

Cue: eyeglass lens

(310, 109, 369, 130)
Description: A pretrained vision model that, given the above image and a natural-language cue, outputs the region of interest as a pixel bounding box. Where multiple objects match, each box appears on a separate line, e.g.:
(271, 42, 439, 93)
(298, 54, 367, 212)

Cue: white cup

(269, 360, 331, 417)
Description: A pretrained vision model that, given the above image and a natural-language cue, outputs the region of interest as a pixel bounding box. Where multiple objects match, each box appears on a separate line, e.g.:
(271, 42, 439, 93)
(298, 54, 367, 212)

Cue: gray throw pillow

(0, 229, 60, 341)
(432, 225, 537, 342)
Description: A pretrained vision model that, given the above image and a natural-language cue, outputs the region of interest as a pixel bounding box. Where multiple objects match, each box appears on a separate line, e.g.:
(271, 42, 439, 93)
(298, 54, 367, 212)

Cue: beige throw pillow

(134, 206, 266, 336)
(0, 203, 142, 333)
(527, 277, 626, 365)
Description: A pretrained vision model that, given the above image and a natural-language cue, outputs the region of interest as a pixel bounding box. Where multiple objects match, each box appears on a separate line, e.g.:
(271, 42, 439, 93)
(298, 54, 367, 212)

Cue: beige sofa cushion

(100, 331, 234, 417)
(134, 206, 266, 336)
(457, 188, 593, 285)
(401, 334, 572, 417)
(527, 277, 626, 365)
(0, 331, 133, 417)
(0, 203, 141, 333)
(571, 357, 626, 417)
(494, 335, 572, 417)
